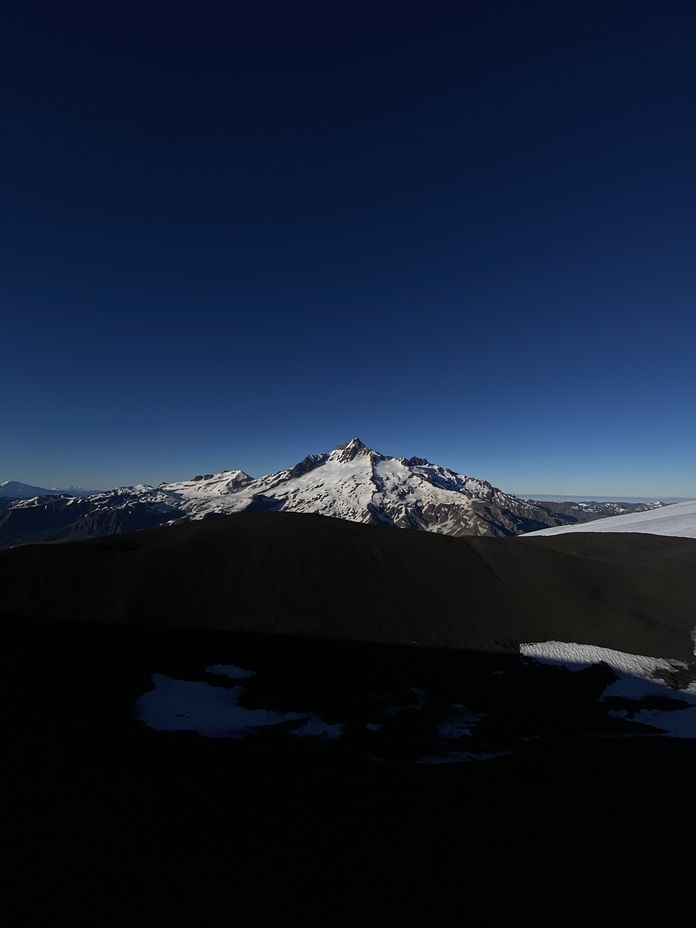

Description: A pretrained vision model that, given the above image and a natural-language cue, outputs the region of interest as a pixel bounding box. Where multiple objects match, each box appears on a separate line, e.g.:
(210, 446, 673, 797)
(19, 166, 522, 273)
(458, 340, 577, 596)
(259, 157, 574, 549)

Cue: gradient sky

(2, 0, 695, 497)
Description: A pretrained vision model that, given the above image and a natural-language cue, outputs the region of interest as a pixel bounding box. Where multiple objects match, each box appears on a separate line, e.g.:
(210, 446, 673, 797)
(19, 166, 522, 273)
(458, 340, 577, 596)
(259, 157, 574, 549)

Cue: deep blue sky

(2, 0, 694, 497)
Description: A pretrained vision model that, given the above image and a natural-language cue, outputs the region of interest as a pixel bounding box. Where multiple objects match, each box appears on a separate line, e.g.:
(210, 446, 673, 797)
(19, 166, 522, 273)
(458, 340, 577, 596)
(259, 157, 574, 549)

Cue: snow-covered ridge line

(520, 640, 694, 677)
(522, 499, 696, 539)
(521, 640, 696, 738)
(121, 437, 664, 537)
(108, 437, 547, 535)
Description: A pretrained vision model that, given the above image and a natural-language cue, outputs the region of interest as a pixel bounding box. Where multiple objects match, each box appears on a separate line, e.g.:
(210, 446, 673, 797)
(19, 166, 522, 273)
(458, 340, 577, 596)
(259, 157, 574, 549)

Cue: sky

(1, 0, 694, 498)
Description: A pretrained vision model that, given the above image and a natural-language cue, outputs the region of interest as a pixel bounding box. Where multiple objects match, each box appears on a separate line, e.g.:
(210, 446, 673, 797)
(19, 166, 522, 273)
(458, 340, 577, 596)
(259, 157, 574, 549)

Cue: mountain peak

(329, 437, 379, 463)
(2, 441, 674, 547)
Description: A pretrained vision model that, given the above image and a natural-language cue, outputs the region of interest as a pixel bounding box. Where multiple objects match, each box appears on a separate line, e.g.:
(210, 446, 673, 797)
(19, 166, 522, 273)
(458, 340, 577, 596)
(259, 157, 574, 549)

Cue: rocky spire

(329, 438, 382, 463)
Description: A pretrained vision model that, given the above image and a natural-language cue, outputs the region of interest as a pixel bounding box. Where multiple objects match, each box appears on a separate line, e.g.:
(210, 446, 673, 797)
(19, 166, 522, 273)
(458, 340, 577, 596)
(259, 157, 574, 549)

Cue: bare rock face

(285, 453, 329, 480)
(329, 437, 384, 465)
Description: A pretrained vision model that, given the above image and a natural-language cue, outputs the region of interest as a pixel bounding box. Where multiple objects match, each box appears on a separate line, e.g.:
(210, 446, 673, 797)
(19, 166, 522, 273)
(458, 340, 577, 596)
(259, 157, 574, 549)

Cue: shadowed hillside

(2, 511, 695, 660)
(3, 514, 695, 926)
(3, 613, 695, 927)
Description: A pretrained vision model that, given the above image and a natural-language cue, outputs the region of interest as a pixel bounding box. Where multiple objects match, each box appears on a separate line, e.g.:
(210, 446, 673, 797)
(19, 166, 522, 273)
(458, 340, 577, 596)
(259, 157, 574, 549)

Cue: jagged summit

(328, 437, 382, 463)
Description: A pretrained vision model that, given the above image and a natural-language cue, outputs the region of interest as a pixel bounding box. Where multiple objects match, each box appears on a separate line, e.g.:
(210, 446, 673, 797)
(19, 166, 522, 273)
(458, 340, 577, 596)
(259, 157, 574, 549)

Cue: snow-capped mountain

(123, 437, 560, 534)
(0, 480, 101, 499)
(0, 438, 664, 547)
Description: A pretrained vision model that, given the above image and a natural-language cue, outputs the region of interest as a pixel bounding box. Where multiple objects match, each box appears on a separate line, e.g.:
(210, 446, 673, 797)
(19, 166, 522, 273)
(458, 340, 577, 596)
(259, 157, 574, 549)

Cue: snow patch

(608, 707, 696, 738)
(288, 716, 344, 739)
(519, 641, 688, 679)
(416, 751, 510, 765)
(134, 673, 343, 740)
(206, 663, 255, 680)
(520, 641, 696, 738)
(438, 704, 484, 740)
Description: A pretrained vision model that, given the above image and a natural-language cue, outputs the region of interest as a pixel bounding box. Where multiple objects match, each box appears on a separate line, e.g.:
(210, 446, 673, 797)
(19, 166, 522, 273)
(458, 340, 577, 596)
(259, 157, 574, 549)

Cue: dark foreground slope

(2, 511, 695, 659)
(3, 615, 695, 927)
(3, 516, 696, 926)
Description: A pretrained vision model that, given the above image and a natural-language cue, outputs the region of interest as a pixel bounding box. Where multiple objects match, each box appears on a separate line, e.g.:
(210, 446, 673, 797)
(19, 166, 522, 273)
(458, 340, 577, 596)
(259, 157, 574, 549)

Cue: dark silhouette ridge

(2, 510, 694, 660)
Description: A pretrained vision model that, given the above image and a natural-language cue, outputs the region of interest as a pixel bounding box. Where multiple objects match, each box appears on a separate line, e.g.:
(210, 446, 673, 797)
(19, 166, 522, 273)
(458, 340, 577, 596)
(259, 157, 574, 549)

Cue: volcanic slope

(2, 511, 695, 661)
(0, 438, 663, 546)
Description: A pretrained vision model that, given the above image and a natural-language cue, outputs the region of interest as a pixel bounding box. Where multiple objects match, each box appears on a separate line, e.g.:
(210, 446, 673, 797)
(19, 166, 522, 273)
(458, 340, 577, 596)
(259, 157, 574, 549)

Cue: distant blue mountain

(516, 493, 690, 504)
(0, 481, 101, 499)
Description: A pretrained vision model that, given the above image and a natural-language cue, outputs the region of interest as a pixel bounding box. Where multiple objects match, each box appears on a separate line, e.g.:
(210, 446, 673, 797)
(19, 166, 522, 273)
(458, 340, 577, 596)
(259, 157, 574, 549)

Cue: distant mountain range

(0, 480, 102, 499)
(0, 438, 665, 547)
(514, 493, 688, 504)
(523, 498, 696, 539)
